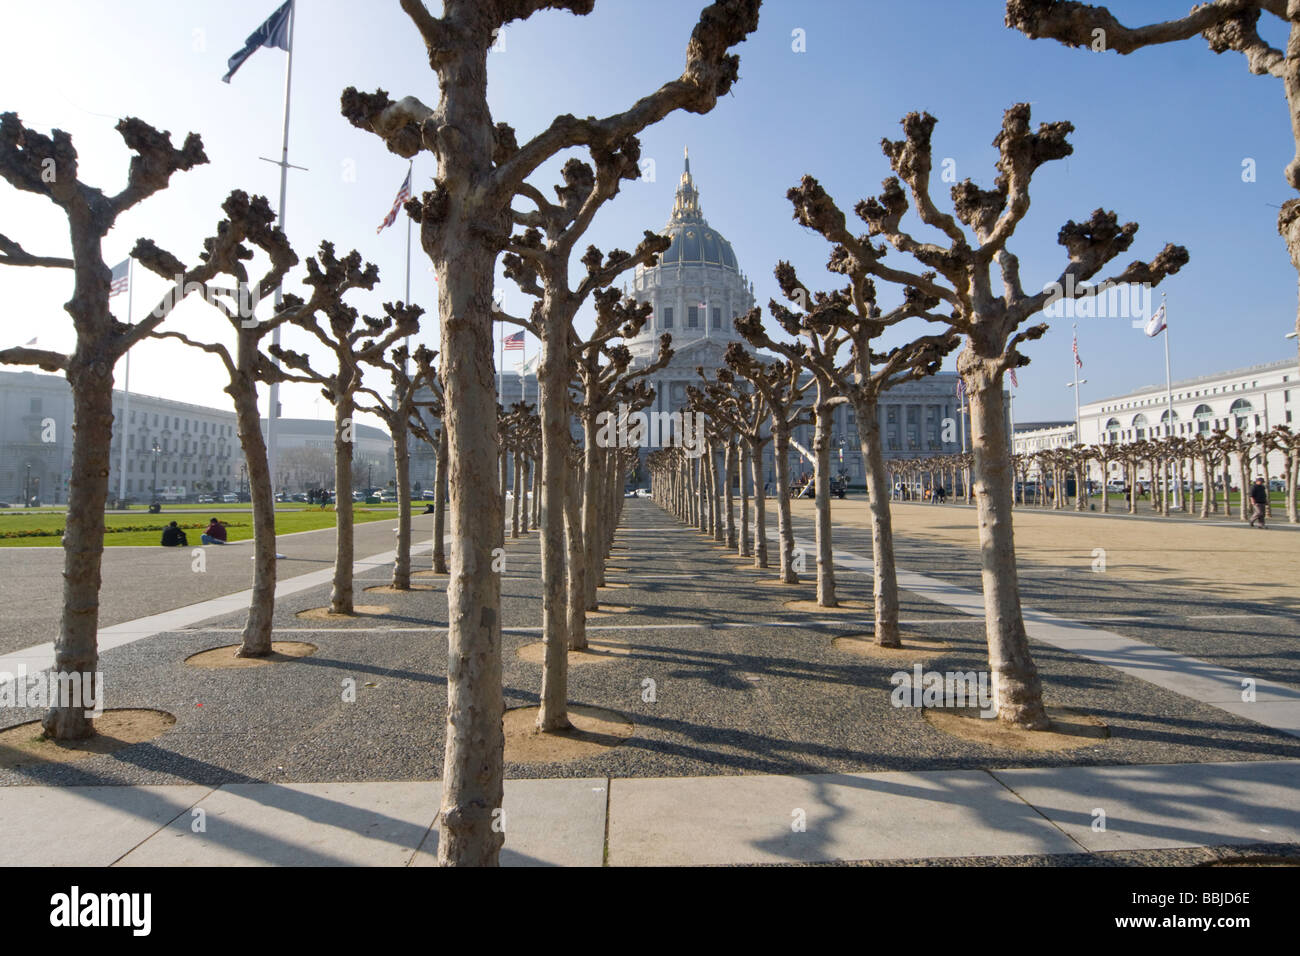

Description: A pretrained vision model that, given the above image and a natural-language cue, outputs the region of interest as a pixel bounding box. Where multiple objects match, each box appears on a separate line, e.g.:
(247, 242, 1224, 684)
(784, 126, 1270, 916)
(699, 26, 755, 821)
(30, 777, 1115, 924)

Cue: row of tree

(11, 0, 1286, 867)
(646, 101, 1186, 750)
(892, 426, 1300, 524)
(0, 0, 767, 867)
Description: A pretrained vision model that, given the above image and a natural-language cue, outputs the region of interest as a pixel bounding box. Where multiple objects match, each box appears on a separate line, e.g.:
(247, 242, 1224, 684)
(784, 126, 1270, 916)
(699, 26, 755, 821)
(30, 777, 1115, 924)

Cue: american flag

(377, 168, 412, 234)
(956, 378, 965, 400)
(1072, 326, 1083, 369)
(503, 331, 524, 351)
(1009, 368, 1019, 388)
(109, 258, 129, 298)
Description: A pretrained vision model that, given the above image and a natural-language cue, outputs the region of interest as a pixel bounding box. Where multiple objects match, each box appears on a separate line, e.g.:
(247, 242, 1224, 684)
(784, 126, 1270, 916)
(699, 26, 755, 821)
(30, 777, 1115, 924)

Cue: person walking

(1249, 477, 1269, 529)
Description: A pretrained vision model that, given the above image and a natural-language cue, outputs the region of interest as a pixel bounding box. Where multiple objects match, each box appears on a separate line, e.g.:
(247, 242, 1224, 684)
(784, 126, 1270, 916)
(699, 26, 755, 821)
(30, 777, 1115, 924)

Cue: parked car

(221, 493, 239, 503)
(197, 494, 214, 504)
(635, 488, 651, 498)
(1270, 478, 1286, 492)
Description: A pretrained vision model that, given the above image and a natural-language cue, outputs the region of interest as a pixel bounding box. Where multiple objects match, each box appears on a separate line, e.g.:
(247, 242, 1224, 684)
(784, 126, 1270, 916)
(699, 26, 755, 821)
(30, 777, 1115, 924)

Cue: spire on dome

(671, 145, 702, 222)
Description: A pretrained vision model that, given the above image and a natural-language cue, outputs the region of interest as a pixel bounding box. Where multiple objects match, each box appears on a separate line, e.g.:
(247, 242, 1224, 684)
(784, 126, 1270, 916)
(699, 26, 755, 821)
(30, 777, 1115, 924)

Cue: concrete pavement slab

(115, 781, 440, 866)
(606, 770, 1080, 866)
(0, 784, 213, 866)
(800, 533, 1300, 739)
(411, 777, 609, 867)
(990, 759, 1300, 853)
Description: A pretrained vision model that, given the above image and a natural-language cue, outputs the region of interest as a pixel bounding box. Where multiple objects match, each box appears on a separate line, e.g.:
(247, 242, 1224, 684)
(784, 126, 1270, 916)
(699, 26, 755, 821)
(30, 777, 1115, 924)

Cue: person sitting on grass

(201, 517, 228, 545)
(160, 521, 188, 547)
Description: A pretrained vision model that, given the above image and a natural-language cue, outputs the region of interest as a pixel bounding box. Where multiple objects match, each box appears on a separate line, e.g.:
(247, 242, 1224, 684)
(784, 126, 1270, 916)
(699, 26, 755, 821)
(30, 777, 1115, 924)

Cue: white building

(623, 150, 989, 484)
(261, 418, 394, 493)
(1012, 421, 1076, 457)
(1078, 357, 1298, 472)
(0, 369, 241, 504)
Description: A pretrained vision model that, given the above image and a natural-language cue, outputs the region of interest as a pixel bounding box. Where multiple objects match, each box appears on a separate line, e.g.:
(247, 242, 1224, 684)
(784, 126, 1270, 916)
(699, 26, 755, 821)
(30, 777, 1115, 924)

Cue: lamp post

(1067, 379, 1088, 501)
(24, 463, 31, 508)
(151, 439, 160, 503)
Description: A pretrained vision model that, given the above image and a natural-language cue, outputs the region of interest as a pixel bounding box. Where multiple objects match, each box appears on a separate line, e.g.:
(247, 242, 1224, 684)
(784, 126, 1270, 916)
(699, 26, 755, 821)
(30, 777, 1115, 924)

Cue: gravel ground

(790, 507, 1300, 693)
(2, 499, 1298, 789)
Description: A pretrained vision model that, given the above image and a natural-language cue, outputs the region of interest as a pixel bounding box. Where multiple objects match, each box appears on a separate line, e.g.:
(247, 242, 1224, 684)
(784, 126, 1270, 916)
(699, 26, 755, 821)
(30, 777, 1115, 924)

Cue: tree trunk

(565, 455, 587, 651)
(392, 422, 412, 590)
(772, 427, 798, 584)
(331, 392, 356, 615)
(511, 451, 522, 538)
(738, 441, 750, 557)
(581, 409, 601, 611)
(42, 358, 112, 740)
(434, 240, 506, 866)
(812, 407, 836, 606)
(433, 426, 448, 573)
(749, 439, 768, 568)
(857, 405, 901, 648)
(536, 319, 572, 730)
(724, 439, 737, 550)
(229, 370, 276, 657)
(965, 367, 1048, 729)
(1239, 452, 1250, 522)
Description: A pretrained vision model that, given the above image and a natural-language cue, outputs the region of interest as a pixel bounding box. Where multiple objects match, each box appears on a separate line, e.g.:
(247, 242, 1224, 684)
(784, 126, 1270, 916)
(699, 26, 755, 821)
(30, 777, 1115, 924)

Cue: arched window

(1132, 413, 1148, 440)
(1229, 398, 1253, 432)
(1105, 417, 1121, 442)
(1193, 404, 1213, 433)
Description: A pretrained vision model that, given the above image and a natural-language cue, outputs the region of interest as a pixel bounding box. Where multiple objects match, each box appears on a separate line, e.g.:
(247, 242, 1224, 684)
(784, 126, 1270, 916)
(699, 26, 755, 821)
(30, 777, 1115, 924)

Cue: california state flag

(1144, 303, 1167, 337)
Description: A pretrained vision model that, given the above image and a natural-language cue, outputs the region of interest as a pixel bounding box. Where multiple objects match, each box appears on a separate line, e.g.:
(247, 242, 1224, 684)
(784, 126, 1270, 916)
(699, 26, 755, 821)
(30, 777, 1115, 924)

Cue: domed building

(408, 148, 979, 493)
(625, 148, 756, 403)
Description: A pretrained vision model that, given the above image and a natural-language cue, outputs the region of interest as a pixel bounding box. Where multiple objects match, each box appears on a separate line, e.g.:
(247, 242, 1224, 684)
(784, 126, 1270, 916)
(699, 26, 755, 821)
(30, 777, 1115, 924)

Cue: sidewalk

(2, 759, 1296, 866)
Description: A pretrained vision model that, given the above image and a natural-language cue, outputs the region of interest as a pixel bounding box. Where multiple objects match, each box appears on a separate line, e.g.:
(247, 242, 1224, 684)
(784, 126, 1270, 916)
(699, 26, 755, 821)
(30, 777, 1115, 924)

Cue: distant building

(261, 418, 394, 492)
(1078, 357, 1297, 473)
(417, 150, 1005, 490)
(1012, 421, 1076, 457)
(0, 369, 240, 504)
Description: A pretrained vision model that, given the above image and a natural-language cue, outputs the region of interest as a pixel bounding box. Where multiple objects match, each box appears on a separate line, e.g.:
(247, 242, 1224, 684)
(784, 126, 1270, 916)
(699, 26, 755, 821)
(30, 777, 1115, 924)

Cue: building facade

(0, 369, 242, 504)
(622, 151, 989, 484)
(1078, 357, 1297, 473)
(263, 418, 395, 493)
(410, 150, 1007, 490)
(1012, 421, 1077, 457)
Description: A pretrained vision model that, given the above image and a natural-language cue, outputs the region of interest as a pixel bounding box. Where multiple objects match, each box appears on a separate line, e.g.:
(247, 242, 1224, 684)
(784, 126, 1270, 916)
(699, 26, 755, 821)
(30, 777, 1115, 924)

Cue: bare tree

(742, 186, 960, 637)
(844, 106, 1186, 727)
(1006, 0, 1300, 368)
(358, 344, 430, 589)
(724, 344, 811, 584)
(0, 113, 207, 738)
(578, 317, 672, 612)
(409, 348, 449, 573)
(500, 166, 673, 732)
(142, 196, 384, 659)
(734, 300, 848, 606)
(270, 258, 419, 614)
(341, 0, 760, 866)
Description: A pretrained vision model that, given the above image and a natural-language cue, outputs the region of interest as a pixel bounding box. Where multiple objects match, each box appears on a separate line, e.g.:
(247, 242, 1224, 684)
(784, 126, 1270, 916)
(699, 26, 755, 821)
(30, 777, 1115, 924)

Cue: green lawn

(0, 506, 405, 547)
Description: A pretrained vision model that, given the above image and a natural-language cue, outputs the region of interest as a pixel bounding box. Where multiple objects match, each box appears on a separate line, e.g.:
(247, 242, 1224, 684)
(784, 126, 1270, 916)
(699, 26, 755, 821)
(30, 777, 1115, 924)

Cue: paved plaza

(0, 498, 1297, 865)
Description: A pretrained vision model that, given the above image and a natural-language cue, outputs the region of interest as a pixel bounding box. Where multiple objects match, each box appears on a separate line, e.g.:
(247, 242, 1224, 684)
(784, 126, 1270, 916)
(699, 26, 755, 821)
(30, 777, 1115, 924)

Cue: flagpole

(118, 257, 132, 504)
(1161, 292, 1180, 509)
(403, 158, 413, 377)
(266, 0, 296, 505)
(1072, 323, 1083, 448)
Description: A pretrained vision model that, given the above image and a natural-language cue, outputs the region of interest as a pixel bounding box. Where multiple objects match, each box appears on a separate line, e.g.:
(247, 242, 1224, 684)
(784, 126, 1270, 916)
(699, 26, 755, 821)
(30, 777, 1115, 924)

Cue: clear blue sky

(1, 0, 1295, 431)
